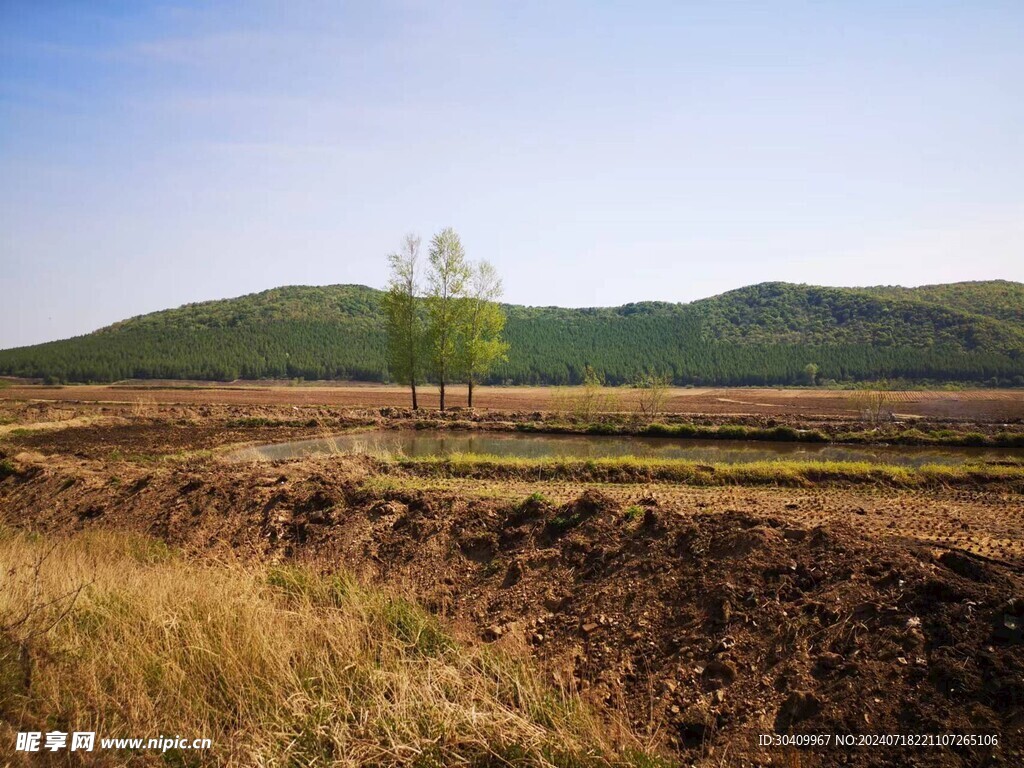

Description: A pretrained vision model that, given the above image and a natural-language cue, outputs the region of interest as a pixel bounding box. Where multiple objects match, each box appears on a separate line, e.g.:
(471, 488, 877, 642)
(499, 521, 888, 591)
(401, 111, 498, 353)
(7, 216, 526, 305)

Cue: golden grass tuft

(0, 529, 663, 767)
(389, 453, 1024, 491)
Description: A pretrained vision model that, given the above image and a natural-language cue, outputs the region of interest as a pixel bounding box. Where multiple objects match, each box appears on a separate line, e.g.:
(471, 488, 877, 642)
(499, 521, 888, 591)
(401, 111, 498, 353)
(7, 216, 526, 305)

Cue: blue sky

(1, 1, 1022, 348)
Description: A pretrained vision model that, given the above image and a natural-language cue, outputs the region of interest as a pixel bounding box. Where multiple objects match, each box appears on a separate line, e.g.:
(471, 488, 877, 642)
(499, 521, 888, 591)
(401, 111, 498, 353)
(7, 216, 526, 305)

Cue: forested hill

(2, 281, 1023, 386)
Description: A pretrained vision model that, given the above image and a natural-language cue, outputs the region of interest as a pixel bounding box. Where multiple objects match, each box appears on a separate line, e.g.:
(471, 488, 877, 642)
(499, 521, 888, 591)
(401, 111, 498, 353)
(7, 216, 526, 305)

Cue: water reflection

(226, 429, 1021, 467)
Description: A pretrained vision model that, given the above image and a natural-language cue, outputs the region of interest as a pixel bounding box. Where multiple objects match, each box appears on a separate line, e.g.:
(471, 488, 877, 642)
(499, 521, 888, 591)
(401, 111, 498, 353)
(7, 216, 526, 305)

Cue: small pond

(226, 429, 1022, 467)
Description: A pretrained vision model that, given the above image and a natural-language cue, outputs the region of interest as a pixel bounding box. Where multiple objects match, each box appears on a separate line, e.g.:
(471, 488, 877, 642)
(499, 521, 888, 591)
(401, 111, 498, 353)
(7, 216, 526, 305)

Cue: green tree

(383, 234, 424, 409)
(426, 228, 471, 411)
(803, 362, 819, 386)
(459, 260, 509, 408)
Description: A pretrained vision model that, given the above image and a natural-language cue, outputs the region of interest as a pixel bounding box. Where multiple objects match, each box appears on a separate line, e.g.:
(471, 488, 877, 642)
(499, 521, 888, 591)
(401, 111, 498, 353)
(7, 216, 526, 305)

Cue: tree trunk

(439, 380, 446, 411)
(411, 381, 418, 410)
(468, 379, 474, 408)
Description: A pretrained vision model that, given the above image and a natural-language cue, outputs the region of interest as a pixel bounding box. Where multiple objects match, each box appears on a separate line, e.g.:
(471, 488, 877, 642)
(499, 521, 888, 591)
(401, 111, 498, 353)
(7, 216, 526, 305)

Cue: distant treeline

(499, 314, 1024, 386)
(1, 281, 1023, 386)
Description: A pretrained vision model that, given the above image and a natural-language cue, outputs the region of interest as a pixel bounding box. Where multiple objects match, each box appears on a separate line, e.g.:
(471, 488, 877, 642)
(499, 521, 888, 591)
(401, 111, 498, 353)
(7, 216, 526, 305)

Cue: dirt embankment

(1, 454, 1022, 767)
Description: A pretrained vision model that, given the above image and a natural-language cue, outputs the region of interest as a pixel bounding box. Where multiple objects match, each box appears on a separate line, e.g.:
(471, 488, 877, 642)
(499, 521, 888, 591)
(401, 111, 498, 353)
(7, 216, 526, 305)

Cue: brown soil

(6, 420, 346, 459)
(364, 476, 1024, 567)
(3, 382, 1024, 422)
(2, 449, 1023, 767)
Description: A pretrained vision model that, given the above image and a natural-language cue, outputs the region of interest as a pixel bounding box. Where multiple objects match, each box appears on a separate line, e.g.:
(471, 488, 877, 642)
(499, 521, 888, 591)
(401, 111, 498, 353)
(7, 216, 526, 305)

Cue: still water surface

(227, 429, 1021, 467)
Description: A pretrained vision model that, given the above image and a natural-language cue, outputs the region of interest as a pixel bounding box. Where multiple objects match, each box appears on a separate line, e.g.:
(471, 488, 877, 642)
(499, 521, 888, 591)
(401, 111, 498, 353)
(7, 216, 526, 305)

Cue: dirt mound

(438, 502, 1022, 766)
(2, 457, 1023, 766)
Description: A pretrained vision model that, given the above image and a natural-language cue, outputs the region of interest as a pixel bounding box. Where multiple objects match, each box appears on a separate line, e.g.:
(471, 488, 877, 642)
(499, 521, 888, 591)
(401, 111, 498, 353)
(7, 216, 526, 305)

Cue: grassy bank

(387, 453, 1024, 491)
(514, 420, 1024, 448)
(0, 530, 663, 767)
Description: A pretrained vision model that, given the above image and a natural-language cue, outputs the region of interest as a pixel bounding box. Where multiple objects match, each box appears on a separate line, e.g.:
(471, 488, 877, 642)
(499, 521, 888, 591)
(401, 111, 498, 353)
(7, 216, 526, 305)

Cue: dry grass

(130, 394, 159, 419)
(0, 529, 664, 767)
